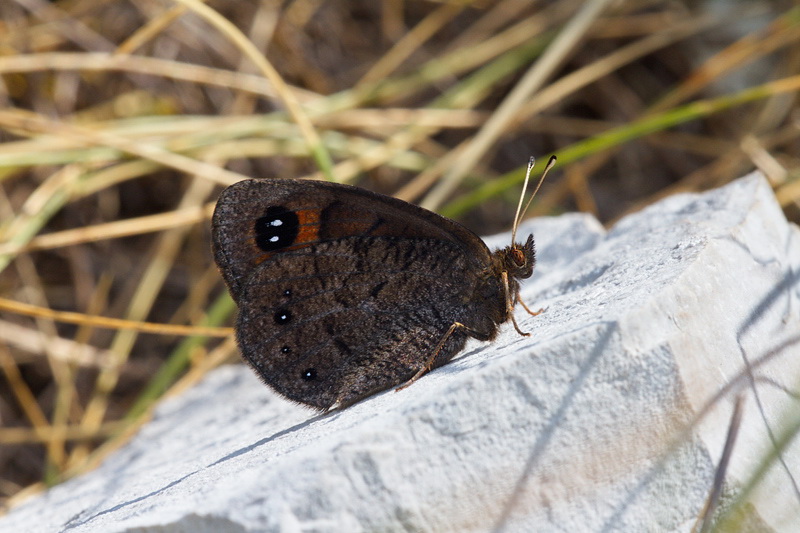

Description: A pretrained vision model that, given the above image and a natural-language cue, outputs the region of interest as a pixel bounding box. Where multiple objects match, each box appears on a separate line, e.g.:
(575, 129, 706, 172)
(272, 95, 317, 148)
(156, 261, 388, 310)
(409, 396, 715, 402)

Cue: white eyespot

(270, 219, 283, 226)
(270, 235, 279, 242)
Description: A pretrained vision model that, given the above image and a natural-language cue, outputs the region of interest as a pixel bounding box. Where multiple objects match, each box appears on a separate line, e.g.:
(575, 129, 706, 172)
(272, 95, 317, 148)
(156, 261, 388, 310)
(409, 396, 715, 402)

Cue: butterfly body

(212, 178, 536, 410)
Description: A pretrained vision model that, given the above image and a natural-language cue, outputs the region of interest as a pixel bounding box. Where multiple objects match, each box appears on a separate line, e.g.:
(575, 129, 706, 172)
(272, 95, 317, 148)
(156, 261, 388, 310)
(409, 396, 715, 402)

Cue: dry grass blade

(356, 2, 465, 86)
(169, 0, 334, 179)
(421, 0, 615, 210)
(0, 298, 232, 338)
(0, 52, 316, 101)
(0, 203, 214, 253)
(0, 108, 247, 187)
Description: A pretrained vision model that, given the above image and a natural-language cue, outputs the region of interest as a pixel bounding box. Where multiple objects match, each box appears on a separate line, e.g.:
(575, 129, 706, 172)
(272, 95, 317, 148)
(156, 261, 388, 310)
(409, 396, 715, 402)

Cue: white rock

(2, 173, 798, 532)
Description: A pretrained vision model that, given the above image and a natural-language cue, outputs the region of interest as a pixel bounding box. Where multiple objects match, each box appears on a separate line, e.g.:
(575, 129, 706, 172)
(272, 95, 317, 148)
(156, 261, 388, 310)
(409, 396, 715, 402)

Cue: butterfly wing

(235, 236, 485, 409)
(212, 178, 502, 409)
(212, 179, 493, 301)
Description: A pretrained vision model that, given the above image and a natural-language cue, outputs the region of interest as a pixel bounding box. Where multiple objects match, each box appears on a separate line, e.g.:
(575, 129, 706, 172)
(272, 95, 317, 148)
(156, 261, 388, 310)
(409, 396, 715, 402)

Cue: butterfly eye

(512, 247, 525, 266)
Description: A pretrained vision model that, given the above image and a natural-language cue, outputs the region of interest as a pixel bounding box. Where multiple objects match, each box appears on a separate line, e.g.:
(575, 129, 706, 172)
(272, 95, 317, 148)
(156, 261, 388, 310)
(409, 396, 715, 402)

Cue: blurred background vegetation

(0, 0, 798, 512)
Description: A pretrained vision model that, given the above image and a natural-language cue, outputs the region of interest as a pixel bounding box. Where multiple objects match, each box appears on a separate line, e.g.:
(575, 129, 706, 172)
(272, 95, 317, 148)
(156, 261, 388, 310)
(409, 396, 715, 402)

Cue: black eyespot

(281, 346, 291, 354)
(274, 309, 292, 324)
(302, 368, 317, 381)
(255, 206, 299, 252)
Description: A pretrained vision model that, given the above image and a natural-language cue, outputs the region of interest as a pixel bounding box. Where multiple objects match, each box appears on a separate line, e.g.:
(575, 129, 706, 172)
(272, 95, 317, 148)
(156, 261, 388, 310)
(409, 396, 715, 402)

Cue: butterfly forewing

(212, 179, 493, 301)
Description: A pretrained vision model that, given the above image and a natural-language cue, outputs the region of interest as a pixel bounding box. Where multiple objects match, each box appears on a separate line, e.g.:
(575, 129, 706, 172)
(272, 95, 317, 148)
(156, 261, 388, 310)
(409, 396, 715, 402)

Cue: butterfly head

(499, 233, 535, 280)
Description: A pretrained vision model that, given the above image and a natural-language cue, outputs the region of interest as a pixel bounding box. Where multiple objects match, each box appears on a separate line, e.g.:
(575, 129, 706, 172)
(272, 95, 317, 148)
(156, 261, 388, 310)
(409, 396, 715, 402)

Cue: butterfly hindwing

(236, 237, 478, 409)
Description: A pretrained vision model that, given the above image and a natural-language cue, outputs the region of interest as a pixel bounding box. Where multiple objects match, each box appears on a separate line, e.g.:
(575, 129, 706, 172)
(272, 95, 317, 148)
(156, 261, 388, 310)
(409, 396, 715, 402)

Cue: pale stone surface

(1, 173, 798, 532)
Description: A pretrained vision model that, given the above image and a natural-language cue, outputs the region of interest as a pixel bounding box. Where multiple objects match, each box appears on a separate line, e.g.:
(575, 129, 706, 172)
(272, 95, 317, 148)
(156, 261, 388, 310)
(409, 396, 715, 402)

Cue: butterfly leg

(396, 321, 487, 392)
(516, 295, 546, 317)
(501, 271, 531, 337)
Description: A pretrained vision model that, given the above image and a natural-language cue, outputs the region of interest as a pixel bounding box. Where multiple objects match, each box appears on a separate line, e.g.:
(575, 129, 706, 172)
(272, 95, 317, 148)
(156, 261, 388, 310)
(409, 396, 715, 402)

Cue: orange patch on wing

(293, 208, 321, 246)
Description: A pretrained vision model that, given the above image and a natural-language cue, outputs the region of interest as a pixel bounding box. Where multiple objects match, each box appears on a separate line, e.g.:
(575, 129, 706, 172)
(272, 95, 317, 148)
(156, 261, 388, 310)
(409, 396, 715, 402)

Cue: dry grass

(0, 0, 798, 514)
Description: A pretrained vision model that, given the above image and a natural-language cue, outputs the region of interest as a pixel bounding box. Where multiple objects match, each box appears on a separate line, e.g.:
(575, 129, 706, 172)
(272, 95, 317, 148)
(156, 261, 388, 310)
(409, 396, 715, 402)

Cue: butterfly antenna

(511, 157, 535, 245)
(511, 155, 556, 244)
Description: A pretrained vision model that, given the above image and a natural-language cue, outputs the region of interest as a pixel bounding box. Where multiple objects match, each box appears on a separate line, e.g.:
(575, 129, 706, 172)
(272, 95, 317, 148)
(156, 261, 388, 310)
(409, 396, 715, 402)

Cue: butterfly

(211, 156, 554, 410)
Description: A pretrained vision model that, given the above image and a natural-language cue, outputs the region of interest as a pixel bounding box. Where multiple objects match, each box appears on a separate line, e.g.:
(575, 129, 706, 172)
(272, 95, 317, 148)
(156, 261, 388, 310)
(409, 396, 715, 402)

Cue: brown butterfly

(211, 156, 554, 410)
